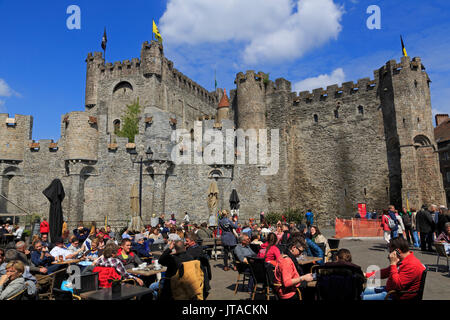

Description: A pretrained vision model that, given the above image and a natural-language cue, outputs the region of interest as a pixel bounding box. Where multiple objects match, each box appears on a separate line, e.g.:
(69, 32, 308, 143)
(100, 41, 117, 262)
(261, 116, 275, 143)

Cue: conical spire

(218, 89, 230, 108)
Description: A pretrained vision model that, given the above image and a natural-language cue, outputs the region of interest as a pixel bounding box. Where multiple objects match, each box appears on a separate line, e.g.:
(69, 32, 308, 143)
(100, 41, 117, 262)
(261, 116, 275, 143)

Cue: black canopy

(43, 179, 65, 243)
(229, 189, 240, 210)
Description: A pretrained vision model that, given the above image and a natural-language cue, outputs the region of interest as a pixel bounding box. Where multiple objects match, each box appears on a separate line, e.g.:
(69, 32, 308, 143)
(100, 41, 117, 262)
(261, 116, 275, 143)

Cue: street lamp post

(130, 146, 153, 219)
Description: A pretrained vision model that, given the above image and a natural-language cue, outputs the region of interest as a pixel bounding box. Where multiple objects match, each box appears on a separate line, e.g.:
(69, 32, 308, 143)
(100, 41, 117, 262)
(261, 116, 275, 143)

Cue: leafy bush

(264, 208, 305, 225)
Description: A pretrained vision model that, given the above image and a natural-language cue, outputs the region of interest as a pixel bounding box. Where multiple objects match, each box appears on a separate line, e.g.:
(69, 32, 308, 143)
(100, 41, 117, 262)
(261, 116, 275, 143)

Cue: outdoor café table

(296, 256, 323, 265)
(51, 258, 83, 265)
(201, 238, 222, 260)
(80, 283, 153, 300)
(128, 266, 167, 277)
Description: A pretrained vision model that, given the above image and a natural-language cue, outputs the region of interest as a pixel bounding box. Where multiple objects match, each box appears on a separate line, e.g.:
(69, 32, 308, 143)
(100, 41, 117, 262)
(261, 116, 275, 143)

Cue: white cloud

(160, 0, 343, 64)
(293, 68, 345, 92)
(0, 79, 20, 98)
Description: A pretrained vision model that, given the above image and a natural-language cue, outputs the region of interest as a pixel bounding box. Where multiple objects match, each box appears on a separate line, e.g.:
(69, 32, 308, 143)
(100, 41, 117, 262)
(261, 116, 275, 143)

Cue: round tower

(64, 112, 98, 161)
(85, 52, 104, 108)
(216, 89, 230, 123)
(140, 40, 163, 77)
(235, 71, 266, 130)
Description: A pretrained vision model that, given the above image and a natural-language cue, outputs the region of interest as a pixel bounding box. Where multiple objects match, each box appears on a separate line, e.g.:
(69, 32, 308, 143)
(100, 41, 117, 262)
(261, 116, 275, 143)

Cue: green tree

(116, 98, 142, 143)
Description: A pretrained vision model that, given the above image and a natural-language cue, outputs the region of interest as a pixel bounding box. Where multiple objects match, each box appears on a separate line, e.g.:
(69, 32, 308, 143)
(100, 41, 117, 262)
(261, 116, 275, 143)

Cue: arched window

(113, 81, 133, 94)
(413, 135, 432, 147)
(113, 119, 121, 134)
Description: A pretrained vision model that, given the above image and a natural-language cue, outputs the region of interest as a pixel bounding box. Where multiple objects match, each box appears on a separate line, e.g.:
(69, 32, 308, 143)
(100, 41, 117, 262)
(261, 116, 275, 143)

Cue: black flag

(101, 28, 107, 51)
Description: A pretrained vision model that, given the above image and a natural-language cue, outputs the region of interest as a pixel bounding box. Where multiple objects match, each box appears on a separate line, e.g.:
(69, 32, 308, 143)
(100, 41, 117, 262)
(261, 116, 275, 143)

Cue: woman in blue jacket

(218, 210, 238, 271)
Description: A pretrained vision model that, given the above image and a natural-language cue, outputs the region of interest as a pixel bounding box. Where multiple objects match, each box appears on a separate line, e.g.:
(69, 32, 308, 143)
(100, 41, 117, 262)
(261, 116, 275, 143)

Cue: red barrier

(334, 218, 383, 238)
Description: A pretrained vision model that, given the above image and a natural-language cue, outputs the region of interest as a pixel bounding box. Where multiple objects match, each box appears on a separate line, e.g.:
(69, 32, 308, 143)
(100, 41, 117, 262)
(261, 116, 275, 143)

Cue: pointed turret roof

(218, 89, 230, 108)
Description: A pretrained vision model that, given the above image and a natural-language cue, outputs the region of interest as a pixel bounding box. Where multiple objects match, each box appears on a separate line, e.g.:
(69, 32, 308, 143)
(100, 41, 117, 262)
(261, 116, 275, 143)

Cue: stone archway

(0, 167, 21, 213)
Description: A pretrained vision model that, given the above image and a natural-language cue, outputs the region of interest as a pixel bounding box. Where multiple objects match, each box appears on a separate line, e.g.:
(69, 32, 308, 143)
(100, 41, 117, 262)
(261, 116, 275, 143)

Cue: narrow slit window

(313, 114, 318, 123)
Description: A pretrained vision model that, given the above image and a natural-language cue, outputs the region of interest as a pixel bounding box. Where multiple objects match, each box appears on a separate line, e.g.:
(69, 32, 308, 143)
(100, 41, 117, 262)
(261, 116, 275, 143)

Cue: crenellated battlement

(26, 139, 60, 153)
(291, 76, 377, 105)
(378, 56, 426, 77)
(235, 70, 267, 85)
(171, 68, 218, 105)
(97, 57, 142, 80)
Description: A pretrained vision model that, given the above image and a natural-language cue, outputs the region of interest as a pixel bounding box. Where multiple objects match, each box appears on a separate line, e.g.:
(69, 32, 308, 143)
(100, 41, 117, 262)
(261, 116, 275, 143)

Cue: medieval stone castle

(0, 40, 446, 227)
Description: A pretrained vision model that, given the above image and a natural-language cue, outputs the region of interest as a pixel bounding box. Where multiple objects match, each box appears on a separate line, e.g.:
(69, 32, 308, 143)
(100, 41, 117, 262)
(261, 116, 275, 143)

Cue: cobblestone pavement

(207, 229, 450, 300)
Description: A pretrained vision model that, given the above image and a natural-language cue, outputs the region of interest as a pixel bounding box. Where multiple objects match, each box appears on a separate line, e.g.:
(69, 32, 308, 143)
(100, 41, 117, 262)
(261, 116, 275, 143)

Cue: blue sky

(1, 0, 449, 141)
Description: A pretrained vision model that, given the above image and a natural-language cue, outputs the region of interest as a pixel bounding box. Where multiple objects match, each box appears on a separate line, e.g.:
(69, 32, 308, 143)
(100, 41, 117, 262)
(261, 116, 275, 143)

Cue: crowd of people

(0, 202, 448, 301)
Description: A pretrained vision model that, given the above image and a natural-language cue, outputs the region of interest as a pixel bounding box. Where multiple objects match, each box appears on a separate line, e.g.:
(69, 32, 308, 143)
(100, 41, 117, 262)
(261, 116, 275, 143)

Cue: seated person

(289, 232, 324, 264)
(148, 227, 163, 242)
(363, 237, 426, 300)
(157, 240, 194, 300)
(85, 238, 103, 261)
(11, 241, 46, 275)
(324, 248, 366, 290)
(31, 241, 60, 274)
(0, 260, 27, 300)
(233, 234, 256, 293)
(12, 225, 24, 241)
(49, 237, 78, 261)
(436, 222, 450, 254)
(93, 243, 143, 287)
(66, 236, 82, 255)
(40, 233, 51, 250)
(257, 233, 280, 265)
(73, 224, 90, 243)
(132, 234, 152, 258)
(310, 225, 331, 261)
(196, 223, 213, 239)
(184, 232, 203, 259)
(117, 238, 143, 269)
(106, 225, 115, 240)
(2, 251, 37, 297)
(250, 232, 263, 246)
(273, 239, 314, 300)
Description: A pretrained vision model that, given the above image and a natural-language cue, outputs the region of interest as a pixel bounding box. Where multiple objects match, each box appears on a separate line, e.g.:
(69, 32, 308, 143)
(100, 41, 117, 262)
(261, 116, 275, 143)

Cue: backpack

(386, 215, 398, 231)
(170, 260, 204, 300)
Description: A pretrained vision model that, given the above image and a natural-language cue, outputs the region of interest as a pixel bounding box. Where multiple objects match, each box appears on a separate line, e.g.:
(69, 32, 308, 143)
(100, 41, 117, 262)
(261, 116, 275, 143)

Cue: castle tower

(63, 112, 99, 161)
(235, 71, 266, 130)
(378, 56, 446, 208)
(216, 89, 230, 123)
(140, 40, 163, 78)
(85, 52, 104, 108)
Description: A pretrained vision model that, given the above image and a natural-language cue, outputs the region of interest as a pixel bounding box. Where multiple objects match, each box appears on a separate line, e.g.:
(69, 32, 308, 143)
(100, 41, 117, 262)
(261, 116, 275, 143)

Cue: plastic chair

(232, 252, 251, 295)
(385, 267, 427, 300)
(73, 272, 99, 295)
(434, 242, 449, 271)
(247, 257, 271, 300)
(311, 265, 365, 300)
(37, 267, 68, 300)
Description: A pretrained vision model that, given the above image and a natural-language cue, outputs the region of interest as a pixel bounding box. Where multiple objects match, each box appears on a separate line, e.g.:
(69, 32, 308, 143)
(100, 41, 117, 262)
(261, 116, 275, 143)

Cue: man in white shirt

(49, 238, 78, 261)
(12, 225, 24, 240)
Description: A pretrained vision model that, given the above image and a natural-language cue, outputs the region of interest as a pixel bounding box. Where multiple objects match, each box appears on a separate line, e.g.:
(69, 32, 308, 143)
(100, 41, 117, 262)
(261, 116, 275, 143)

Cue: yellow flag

(401, 35, 407, 57)
(153, 20, 163, 44)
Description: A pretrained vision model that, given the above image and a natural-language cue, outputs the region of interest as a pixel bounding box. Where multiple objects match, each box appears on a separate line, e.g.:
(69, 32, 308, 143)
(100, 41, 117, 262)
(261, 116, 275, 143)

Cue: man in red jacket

(39, 217, 49, 236)
(363, 237, 425, 300)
